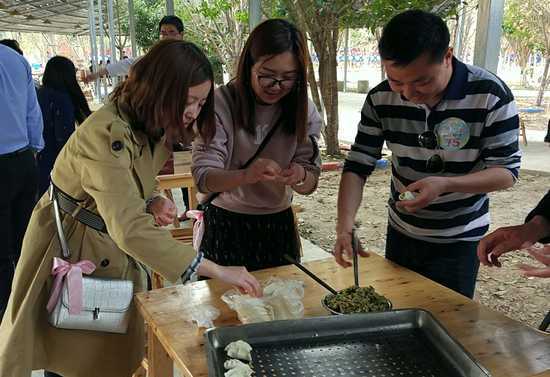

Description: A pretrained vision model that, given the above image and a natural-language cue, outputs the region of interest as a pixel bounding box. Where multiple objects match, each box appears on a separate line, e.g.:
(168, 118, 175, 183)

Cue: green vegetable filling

(325, 286, 390, 314)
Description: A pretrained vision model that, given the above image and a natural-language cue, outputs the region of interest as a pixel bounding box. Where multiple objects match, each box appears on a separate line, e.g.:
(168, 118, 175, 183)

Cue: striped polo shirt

(344, 57, 521, 243)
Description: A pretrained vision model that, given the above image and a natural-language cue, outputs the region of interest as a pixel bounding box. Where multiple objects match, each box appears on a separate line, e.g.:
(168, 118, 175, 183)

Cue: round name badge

(435, 117, 470, 151)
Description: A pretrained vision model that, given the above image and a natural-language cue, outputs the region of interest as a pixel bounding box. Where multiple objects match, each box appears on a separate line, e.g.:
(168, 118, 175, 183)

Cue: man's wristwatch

(295, 167, 307, 187)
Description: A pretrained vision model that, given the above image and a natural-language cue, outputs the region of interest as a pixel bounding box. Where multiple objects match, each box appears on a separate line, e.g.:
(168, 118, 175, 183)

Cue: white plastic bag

(221, 277, 304, 324)
(188, 304, 220, 328)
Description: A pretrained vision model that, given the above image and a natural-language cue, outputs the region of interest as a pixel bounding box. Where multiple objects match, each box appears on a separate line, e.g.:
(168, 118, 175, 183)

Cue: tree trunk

(518, 50, 529, 87)
(375, 28, 385, 82)
(520, 67, 528, 87)
(115, 1, 125, 59)
(380, 60, 386, 82)
(305, 42, 326, 141)
(317, 20, 340, 156)
(536, 56, 550, 106)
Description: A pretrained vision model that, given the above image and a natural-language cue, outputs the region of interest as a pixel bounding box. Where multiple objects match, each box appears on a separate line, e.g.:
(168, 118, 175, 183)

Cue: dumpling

(224, 359, 250, 370)
(224, 363, 253, 377)
(399, 191, 416, 201)
(223, 353, 254, 377)
(225, 340, 252, 361)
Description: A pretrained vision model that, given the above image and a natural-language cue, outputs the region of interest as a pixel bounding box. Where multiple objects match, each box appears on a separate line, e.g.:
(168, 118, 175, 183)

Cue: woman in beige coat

(0, 40, 261, 377)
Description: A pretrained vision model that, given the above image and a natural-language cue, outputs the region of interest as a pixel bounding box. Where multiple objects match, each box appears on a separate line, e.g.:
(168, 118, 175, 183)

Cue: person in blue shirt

(0, 39, 23, 55)
(37, 56, 92, 196)
(0, 44, 44, 320)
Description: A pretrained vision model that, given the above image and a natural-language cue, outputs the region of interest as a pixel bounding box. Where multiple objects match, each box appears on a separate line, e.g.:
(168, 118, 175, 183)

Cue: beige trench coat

(0, 103, 196, 377)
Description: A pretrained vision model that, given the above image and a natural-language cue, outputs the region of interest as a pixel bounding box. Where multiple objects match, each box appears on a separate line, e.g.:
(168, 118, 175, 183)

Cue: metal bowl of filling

(322, 286, 392, 315)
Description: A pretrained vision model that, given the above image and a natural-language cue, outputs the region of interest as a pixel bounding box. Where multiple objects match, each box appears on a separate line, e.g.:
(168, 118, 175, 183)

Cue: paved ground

(518, 131, 550, 174)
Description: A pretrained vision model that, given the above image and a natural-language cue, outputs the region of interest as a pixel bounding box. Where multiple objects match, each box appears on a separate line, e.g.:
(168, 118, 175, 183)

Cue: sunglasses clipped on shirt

(418, 130, 445, 173)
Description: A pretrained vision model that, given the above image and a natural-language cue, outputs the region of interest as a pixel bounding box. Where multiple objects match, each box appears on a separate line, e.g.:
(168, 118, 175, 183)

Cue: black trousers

(385, 225, 480, 298)
(0, 149, 37, 319)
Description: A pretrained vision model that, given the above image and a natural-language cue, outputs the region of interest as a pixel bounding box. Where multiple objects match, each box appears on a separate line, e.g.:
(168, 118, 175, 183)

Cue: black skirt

(200, 204, 301, 271)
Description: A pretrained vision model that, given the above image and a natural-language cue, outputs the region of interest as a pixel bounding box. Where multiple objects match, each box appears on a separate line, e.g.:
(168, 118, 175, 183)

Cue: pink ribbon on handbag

(46, 257, 96, 315)
(186, 210, 205, 251)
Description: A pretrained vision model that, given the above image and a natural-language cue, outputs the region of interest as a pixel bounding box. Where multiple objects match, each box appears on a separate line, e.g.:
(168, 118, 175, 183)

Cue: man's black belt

(0, 146, 30, 159)
(50, 183, 108, 233)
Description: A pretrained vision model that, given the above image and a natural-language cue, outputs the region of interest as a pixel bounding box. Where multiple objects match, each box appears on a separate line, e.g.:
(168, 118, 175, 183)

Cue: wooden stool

(519, 118, 528, 146)
(518, 107, 544, 146)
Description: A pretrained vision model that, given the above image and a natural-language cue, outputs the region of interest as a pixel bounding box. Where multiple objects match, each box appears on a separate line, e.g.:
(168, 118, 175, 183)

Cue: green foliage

(526, 0, 550, 54)
(176, 2, 230, 60)
(134, 0, 164, 50)
(209, 55, 225, 84)
(262, 0, 288, 18)
(235, 9, 249, 23)
(175, 0, 250, 77)
(503, 0, 548, 54)
(197, 0, 230, 19)
(502, 0, 537, 49)
(267, 0, 460, 32)
(344, 0, 461, 31)
(114, 0, 129, 35)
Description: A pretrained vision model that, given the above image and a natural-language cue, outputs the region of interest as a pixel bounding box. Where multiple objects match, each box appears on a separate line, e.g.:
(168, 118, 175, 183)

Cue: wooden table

(135, 254, 550, 377)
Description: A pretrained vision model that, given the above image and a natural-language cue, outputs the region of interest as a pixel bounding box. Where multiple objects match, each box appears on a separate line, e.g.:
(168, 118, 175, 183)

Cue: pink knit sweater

(192, 85, 322, 215)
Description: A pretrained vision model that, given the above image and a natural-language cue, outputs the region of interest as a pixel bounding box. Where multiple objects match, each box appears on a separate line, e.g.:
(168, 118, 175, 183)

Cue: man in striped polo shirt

(333, 10, 521, 298)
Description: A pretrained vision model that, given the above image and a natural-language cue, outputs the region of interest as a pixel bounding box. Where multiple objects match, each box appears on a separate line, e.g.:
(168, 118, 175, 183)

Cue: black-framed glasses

(257, 75, 298, 90)
(418, 130, 445, 173)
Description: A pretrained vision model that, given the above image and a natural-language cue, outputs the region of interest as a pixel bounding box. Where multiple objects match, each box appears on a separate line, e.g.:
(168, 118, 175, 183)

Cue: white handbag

(47, 185, 134, 334)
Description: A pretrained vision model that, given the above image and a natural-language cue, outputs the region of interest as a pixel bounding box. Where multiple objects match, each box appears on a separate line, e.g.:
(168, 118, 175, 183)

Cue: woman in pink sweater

(192, 19, 322, 271)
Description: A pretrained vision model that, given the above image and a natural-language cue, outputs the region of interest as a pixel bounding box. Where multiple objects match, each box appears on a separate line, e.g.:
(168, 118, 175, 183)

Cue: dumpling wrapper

(399, 191, 416, 201)
(225, 340, 252, 361)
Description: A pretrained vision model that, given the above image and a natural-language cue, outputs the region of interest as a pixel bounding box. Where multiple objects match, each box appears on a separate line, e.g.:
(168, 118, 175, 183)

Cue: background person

(37, 56, 92, 196)
(84, 15, 184, 82)
(0, 44, 43, 320)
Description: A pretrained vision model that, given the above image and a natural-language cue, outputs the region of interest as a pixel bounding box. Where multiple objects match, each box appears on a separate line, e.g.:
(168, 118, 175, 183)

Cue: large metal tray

(205, 309, 491, 377)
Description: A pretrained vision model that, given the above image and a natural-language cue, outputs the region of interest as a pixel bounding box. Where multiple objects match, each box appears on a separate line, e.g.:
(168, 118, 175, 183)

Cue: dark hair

(378, 10, 450, 66)
(42, 56, 91, 125)
(110, 40, 215, 145)
(159, 15, 184, 34)
(0, 39, 23, 55)
(233, 19, 309, 141)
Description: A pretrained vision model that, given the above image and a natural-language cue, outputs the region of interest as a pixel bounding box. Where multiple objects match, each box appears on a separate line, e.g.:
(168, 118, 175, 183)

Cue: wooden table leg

(147, 324, 174, 377)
